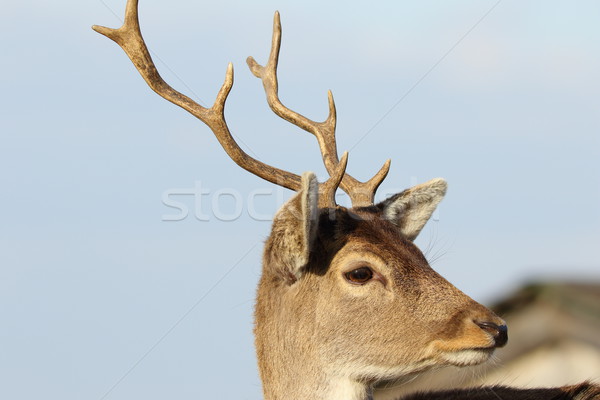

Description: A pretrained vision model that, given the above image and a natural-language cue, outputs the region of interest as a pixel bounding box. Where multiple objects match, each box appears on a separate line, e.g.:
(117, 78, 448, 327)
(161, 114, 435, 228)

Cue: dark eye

(344, 267, 373, 284)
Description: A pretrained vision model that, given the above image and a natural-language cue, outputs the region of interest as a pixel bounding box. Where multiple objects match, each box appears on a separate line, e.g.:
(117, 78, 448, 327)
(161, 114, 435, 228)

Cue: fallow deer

(92, 1, 600, 399)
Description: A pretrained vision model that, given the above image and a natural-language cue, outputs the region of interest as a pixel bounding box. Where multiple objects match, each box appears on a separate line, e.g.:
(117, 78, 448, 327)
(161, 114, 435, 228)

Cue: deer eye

(344, 267, 374, 284)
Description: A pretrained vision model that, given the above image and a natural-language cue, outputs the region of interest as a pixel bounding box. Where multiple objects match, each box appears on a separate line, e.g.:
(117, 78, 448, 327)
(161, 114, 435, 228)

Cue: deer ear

(299, 172, 319, 263)
(265, 172, 319, 283)
(377, 178, 447, 241)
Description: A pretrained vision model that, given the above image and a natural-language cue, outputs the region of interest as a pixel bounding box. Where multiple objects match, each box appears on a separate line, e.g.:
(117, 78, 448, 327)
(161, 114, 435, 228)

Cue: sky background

(1, 0, 599, 399)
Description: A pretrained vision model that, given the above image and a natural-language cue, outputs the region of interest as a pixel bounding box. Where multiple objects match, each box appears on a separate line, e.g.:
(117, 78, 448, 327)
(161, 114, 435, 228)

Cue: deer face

(257, 174, 507, 386)
(311, 209, 506, 381)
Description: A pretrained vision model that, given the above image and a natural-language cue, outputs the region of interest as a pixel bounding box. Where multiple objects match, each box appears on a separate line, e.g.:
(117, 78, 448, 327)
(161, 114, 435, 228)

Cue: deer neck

(255, 273, 371, 400)
(260, 371, 369, 400)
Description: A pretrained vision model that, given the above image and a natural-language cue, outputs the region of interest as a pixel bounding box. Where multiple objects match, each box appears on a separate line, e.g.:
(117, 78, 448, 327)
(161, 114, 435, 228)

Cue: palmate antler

(92, 0, 389, 207)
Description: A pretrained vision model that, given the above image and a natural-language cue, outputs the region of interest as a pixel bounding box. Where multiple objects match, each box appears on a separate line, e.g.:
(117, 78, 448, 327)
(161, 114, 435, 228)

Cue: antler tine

(319, 151, 349, 209)
(92, 0, 301, 191)
(247, 11, 391, 207)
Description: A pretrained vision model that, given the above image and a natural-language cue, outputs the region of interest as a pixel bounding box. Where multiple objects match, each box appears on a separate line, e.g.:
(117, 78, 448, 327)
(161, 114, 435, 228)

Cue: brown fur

(399, 382, 600, 400)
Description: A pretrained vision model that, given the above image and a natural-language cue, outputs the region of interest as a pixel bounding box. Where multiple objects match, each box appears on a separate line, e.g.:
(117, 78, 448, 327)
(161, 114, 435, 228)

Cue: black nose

(475, 321, 508, 348)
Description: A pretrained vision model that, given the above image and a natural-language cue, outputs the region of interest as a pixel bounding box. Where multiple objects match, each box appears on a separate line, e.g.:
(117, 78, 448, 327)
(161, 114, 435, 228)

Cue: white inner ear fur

(382, 178, 447, 241)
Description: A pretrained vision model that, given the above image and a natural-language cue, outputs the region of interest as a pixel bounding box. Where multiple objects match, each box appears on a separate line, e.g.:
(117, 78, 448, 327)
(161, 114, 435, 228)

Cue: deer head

(256, 173, 507, 399)
(93, 2, 507, 399)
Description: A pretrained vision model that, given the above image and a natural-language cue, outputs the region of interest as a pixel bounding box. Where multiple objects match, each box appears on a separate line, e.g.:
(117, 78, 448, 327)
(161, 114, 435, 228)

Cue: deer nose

(475, 321, 508, 348)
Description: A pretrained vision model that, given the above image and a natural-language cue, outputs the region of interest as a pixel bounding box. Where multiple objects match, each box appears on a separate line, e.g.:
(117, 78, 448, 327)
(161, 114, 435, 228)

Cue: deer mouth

(432, 318, 507, 367)
(431, 333, 503, 367)
(440, 347, 496, 367)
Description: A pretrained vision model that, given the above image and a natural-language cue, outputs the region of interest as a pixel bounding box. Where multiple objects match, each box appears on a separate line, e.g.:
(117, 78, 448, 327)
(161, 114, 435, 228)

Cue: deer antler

(247, 12, 391, 207)
(92, 0, 374, 208)
(92, 0, 303, 191)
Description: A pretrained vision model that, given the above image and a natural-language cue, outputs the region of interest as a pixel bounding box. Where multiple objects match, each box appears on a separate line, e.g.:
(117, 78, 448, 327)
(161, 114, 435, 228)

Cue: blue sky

(1, 1, 599, 399)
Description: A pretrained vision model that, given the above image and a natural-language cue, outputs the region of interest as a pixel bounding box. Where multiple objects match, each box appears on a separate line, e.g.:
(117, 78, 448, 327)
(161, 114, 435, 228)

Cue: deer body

(93, 2, 599, 399)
